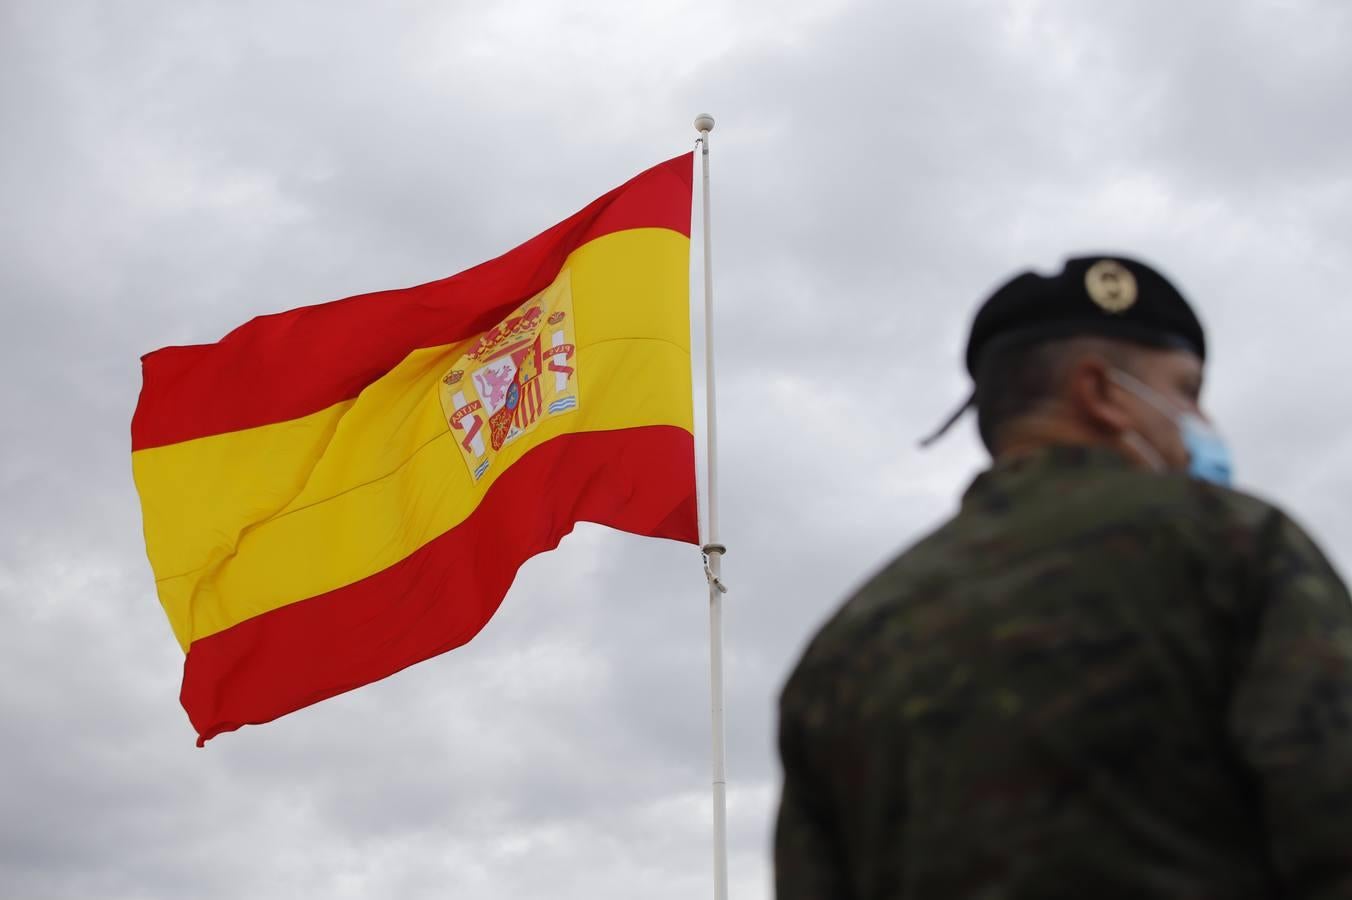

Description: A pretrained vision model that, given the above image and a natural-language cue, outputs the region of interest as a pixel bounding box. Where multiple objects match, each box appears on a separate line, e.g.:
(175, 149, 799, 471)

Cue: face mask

(1108, 370, 1234, 487)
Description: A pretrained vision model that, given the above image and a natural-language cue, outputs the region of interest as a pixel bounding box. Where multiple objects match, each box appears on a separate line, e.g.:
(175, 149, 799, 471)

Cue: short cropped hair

(973, 336, 1137, 453)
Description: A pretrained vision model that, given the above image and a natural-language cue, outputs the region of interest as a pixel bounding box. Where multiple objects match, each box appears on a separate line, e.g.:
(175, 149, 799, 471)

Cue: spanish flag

(132, 154, 699, 745)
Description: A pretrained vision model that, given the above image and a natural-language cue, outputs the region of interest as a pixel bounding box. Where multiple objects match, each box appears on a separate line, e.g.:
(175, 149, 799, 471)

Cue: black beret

(965, 255, 1205, 376)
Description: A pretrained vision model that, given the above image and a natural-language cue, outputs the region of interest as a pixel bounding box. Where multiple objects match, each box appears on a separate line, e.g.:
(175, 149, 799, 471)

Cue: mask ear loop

(1107, 369, 1176, 418)
(1120, 430, 1168, 472)
(1106, 369, 1175, 472)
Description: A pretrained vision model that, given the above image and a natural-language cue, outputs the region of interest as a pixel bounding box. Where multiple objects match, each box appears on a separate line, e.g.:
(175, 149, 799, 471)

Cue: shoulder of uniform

(1180, 480, 1350, 589)
(1086, 467, 1280, 541)
(780, 528, 950, 712)
(1187, 478, 1289, 539)
(1191, 480, 1273, 527)
(779, 591, 878, 709)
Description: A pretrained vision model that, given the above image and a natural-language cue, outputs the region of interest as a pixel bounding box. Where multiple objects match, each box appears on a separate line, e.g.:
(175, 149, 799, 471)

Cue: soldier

(775, 256, 1352, 899)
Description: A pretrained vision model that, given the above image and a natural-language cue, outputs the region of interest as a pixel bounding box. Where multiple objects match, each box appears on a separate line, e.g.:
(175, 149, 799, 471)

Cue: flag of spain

(131, 154, 699, 745)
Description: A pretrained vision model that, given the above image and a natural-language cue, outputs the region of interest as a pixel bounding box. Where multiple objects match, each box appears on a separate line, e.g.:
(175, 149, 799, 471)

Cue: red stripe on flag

(133, 154, 693, 451)
(180, 424, 698, 745)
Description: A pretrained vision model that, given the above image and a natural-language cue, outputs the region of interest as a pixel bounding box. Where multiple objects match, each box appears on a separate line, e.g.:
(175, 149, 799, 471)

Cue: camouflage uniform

(776, 445, 1352, 899)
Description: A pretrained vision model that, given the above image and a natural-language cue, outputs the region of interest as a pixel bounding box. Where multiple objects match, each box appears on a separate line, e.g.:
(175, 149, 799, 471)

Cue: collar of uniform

(961, 444, 1133, 512)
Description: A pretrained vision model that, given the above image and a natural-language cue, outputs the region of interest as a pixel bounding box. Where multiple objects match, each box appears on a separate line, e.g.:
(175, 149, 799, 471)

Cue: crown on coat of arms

(468, 306, 544, 361)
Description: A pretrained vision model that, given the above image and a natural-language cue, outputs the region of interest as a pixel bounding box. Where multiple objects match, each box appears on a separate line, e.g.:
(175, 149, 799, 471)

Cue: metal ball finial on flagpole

(694, 111, 729, 900)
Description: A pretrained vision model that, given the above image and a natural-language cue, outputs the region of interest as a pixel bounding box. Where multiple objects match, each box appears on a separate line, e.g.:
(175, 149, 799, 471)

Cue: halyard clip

(702, 543, 728, 594)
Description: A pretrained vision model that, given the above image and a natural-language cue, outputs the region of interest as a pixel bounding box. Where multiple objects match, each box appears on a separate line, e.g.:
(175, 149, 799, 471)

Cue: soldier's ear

(1068, 356, 1135, 434)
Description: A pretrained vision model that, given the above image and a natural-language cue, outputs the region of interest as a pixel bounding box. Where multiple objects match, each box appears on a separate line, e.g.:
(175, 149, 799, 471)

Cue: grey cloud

(3, 0, 1349, 897)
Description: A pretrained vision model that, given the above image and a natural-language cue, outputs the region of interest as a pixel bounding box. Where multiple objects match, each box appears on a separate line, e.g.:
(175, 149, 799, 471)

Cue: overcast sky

(3, 1, 1350, 898)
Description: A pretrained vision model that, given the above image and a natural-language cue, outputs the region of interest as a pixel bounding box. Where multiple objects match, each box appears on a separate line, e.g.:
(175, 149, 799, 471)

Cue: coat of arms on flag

(439, 272, 578, 482)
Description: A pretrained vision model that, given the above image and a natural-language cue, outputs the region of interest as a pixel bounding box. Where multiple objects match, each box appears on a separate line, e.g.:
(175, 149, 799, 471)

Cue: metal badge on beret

(1085, 259, 1137, 313)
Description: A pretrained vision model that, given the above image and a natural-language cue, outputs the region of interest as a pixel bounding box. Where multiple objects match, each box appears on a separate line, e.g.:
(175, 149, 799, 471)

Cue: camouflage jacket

(776, 445, 1352, 899)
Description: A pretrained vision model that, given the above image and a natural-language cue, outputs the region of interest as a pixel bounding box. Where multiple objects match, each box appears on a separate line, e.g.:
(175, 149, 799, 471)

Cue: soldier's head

(973, 334, 1204, 470)
(929, 255, 1220, 479)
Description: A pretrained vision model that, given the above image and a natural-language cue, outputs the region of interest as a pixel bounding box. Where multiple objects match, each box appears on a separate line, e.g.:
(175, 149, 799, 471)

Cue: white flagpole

(694, 112, 729, 900)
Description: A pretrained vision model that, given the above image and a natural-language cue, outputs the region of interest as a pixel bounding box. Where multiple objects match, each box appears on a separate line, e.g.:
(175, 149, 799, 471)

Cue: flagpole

(694, 112, 729, 900)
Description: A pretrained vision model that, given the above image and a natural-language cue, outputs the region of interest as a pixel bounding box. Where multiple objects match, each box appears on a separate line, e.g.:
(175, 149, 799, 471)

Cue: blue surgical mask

(1109, 370, 1234, 487)
(1177, 413, 1233, 486)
